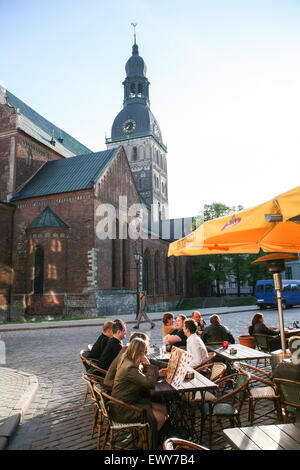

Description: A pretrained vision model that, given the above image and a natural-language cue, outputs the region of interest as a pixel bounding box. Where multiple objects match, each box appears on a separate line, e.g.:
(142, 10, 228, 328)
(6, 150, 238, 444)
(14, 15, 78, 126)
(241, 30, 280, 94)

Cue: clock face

(122, 119, 136, 134)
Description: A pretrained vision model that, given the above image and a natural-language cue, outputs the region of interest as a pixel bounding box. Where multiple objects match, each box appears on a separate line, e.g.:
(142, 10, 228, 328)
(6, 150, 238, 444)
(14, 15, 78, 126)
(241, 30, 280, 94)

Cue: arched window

(122, 238, 127, 288)
(130, 83, 136, 93)
(143, 251, 149, 293)
(138, 83, 143, 94)
(121, 224, 128, 288)
(26, 150, 32, 167)
(165, 257, 170, 295)
(112, 238, 116, 287)
(173, 257, 177, 294)
(34, 246, 44, 294)
(112, 219, 120, 288)
(154, 252, 159, 295)
(132, 147, 138, 161)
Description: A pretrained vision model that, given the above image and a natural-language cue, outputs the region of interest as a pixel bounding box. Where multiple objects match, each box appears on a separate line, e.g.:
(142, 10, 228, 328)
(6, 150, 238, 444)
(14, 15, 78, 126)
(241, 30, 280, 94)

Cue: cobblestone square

(1, 306, 299, 450)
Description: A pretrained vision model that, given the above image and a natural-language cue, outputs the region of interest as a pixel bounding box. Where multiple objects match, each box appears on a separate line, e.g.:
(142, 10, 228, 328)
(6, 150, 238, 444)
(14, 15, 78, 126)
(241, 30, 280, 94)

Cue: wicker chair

(233, 361, 282, 425)
(200, 371, 250, 448)
(253, 334, 274, 365)
(80, 354, 107, 403)
(196, 361, 226, 383)
(273, 378, 300, 423)
(191, 362, 227, 406)
(81, 373, 106, 444)
(94, 383, 150, 450)
(80, 351, 92, 403)
(84, 357, 107, 379)
(194, 351, 216, 369)
(163, 438, 209, 451)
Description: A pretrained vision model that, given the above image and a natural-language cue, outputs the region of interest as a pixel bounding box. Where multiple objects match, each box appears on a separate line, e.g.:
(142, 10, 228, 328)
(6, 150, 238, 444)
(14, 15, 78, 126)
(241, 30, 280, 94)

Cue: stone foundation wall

(96, 290, 137, 316)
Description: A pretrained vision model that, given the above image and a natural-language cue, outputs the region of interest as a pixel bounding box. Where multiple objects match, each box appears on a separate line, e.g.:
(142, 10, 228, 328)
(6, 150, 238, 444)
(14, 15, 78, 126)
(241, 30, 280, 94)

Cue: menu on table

(166, 346, 192, 389)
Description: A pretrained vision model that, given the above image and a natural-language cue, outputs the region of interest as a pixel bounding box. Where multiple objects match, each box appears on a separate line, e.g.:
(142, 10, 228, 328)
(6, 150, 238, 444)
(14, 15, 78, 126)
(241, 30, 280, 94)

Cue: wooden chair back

(210, 362, 227, 382)
(253, 334, 273, 352)
(163, 438, 209, 451)
(273, 378, 300, 409)
(215, 372, 250, 410)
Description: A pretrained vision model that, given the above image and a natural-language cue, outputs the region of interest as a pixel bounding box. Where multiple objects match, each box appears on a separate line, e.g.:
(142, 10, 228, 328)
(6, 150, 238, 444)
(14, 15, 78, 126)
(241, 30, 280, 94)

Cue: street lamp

(134, 251, 142, 320)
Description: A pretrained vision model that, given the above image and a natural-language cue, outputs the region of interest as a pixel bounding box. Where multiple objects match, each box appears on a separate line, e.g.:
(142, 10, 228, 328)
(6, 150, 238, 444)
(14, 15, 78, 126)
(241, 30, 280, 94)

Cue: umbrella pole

(273, 272, 287, 355)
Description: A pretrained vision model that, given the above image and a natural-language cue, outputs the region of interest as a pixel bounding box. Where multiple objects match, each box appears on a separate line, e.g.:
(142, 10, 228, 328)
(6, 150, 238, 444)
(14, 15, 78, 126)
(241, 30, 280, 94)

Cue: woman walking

(134, 291, 155, 329)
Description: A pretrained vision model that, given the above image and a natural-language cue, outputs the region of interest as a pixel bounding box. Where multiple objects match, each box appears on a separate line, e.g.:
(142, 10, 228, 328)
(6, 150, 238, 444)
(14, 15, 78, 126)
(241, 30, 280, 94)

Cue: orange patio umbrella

(168, 185, 300, 257)
(168, 184, 300, 356)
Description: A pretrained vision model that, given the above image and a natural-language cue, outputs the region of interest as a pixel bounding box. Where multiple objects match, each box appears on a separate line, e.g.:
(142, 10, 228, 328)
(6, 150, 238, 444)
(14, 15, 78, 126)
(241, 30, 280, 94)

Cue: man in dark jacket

(98, 320, 127, 371)
(88, 321, 114, 361)
(202, 314, 235, 344)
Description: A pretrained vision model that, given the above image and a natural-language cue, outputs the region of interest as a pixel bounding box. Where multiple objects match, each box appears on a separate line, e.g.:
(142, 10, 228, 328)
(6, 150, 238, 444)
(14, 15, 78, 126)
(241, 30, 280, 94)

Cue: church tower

(106, 29, 168, 219)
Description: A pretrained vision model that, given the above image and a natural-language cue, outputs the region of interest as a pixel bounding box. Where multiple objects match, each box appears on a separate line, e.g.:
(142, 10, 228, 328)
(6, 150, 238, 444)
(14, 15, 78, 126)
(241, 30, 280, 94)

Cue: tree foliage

(191, 203, 271, 296)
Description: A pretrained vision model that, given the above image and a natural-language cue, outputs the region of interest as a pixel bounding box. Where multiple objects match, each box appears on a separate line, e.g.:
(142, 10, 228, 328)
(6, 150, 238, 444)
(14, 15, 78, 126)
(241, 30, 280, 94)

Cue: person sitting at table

(104, 331, 150, 390)
(192, 311, 206, 335)
(111, 337, 169, 449)
(183, 318, 209, 368)
(87, 321, 114, 361)
(248, 313, 283, 351)
(163, 314, 187, 352)
(97, 320, 127, 371)
(202, 314, 235, 345)
(162, 313, 175, 337)
(272, 336, 300, 381)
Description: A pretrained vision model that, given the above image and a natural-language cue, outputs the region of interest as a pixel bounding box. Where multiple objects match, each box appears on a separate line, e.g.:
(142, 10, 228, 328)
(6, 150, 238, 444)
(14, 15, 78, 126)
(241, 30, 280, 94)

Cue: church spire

(131, 22, 137, 44)
(123, 26, 149, 106)
(131, 22, 139, 56)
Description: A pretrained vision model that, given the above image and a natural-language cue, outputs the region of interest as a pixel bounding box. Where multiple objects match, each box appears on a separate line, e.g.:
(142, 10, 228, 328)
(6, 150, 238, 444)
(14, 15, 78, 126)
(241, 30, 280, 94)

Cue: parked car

(255, 279, 300, 309)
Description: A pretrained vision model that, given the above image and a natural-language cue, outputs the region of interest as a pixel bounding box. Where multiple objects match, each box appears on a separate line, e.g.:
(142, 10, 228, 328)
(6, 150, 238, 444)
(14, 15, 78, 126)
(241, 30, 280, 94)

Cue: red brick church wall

(10, 190, 94, 318)
(0, 202, 15, 321)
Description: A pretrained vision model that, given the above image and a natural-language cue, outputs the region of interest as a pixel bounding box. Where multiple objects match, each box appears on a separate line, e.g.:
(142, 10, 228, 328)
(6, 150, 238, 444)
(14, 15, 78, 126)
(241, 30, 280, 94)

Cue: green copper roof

(27, 206, 70, 229)
(13, 147, 120, 201)
(5, 90, 91, 157)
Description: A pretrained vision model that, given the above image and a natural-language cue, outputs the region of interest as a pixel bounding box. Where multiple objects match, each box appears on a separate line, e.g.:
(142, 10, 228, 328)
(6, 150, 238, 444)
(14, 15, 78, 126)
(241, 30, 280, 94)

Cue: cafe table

(223, 423, 300, 450)
(151, 367, 218, 443)
(206, 343, 271, 363)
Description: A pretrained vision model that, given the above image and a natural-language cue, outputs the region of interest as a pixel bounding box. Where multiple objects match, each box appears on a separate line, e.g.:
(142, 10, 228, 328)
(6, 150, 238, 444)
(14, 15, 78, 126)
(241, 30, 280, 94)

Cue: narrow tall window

(26, 150, 32, 167)
(154, 253, 159, 295)
(173, 258, 177, 294)
(132, 147, 138, 161)
(165, 258, 169, 295)
(34, 246, 44, 294)
(143, 252, 149, 293)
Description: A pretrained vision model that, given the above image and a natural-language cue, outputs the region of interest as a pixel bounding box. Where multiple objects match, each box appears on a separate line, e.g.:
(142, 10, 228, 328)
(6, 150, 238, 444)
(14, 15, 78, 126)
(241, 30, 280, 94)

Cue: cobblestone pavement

(0, 369, 30, 424)
(2, 306, 299, 450)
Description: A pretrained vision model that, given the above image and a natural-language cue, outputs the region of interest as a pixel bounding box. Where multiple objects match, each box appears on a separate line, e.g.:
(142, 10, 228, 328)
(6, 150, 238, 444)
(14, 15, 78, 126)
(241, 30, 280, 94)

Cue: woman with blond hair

(111, 337, 168, 449)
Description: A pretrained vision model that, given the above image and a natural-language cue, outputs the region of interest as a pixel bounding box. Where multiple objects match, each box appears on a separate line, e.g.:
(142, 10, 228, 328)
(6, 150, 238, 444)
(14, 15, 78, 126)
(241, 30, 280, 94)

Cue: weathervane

(131, 22, 137, 44)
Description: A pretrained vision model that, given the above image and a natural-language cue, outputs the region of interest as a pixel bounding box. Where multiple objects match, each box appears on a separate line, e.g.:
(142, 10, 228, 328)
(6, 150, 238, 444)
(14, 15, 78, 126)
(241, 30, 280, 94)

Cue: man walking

(133, 291, 155, 329)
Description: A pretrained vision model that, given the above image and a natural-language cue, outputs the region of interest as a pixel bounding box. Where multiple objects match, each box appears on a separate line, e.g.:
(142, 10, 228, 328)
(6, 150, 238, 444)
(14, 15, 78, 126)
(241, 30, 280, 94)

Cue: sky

(1, 0, 300, 219)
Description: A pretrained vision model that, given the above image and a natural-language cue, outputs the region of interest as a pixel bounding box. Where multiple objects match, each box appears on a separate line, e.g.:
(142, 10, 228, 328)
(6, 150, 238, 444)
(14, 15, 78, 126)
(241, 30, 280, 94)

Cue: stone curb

(0, 306, 258, 332)
(0, 370, 38, 450)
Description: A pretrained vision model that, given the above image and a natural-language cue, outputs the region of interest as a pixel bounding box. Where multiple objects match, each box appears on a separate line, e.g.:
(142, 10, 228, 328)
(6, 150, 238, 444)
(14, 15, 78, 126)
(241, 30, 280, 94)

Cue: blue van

(255, 279, 300, 309)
